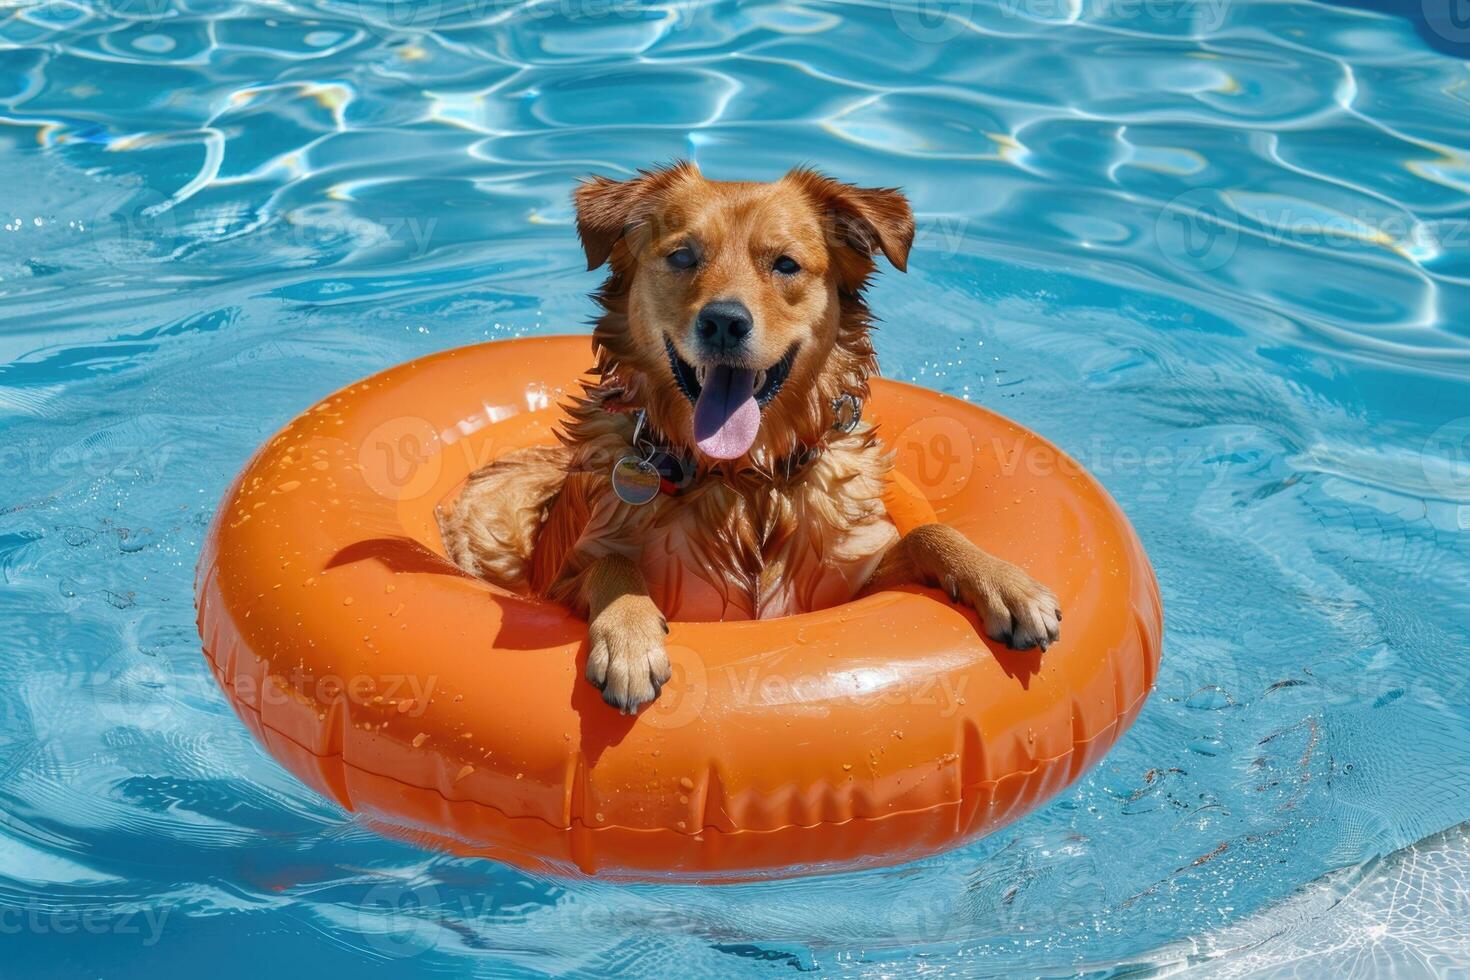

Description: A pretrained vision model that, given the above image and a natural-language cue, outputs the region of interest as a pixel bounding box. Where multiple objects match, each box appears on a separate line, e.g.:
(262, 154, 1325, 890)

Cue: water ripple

(2, 0, 1470, 976)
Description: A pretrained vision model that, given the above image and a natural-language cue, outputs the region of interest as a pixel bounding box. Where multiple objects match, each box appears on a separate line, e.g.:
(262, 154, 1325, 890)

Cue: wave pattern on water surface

(1, 0, 1469, 976)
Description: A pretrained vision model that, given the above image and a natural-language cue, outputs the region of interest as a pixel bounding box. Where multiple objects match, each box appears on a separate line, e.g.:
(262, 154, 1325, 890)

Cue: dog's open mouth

(665, 338, 798, 459)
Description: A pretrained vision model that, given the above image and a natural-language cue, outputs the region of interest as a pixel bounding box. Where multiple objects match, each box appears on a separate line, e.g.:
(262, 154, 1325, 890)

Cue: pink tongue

(693, 365, 759, 459)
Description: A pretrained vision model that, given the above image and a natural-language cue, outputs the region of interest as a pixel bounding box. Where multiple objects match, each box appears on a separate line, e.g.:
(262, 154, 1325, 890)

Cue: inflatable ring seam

(199, 602, 1149, 836)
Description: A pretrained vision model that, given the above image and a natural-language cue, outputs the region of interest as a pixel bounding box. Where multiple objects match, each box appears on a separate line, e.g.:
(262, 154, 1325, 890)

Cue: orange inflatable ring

(195, 335, 1162, 881)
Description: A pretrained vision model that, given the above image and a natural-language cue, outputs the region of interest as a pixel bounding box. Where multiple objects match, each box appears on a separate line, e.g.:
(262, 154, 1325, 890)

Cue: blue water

(2, 0, 1469, 976)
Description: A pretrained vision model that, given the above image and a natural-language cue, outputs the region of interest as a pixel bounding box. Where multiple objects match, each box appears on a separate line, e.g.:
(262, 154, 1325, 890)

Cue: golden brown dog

(439, 162, 1061, 711)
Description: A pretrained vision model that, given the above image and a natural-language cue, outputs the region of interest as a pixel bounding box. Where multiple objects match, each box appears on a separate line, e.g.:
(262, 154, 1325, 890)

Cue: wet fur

(441, 163, 1061, 712)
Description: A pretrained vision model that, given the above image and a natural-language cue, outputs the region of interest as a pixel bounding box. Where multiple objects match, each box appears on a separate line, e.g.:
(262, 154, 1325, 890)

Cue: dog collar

(608, 409, 695, 503)
(606, 393, 863, 504)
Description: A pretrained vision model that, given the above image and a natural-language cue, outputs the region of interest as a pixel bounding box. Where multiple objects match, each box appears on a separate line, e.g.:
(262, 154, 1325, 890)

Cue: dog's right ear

(574, 161, 699, 270)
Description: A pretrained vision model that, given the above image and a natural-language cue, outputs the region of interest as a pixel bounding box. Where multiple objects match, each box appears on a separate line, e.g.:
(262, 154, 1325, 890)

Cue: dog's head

(575, 161, 912, 461)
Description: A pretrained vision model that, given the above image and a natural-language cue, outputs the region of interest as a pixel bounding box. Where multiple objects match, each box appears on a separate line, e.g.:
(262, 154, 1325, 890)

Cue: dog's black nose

(695, 300, 752, 353)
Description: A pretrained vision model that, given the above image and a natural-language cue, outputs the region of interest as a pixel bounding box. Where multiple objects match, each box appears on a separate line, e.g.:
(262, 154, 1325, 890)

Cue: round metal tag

(611, 455, 661, 505)
(832, 393, 863, 433)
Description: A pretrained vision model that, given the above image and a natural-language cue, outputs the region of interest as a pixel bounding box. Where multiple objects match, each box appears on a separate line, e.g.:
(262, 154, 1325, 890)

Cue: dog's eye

(667, 247, 697, 271)
(773, 255, 801, 275)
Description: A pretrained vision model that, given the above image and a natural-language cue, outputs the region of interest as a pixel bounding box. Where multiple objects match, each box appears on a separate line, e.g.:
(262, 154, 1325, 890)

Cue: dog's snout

(695, 300, 752, 353)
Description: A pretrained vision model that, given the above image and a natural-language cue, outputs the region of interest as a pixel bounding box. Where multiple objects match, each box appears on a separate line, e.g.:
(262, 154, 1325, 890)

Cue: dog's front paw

(586, 594, 671, 713)
(944, 558, 1062, 652)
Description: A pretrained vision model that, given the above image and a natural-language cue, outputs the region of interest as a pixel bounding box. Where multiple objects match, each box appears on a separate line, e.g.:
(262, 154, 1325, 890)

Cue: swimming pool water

(2, 0, 1469, 975)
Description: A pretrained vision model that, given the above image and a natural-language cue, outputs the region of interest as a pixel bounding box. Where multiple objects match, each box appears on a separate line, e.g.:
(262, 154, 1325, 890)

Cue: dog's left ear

(574, 161, 700, 270)
(787, 169, 915, 273)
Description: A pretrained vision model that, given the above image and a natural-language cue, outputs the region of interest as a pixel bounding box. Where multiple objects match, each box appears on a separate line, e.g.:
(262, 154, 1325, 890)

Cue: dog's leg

(867, 524, 1062, 651)
(583, 553, 672, 713)
(438, 446, 570, 592)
